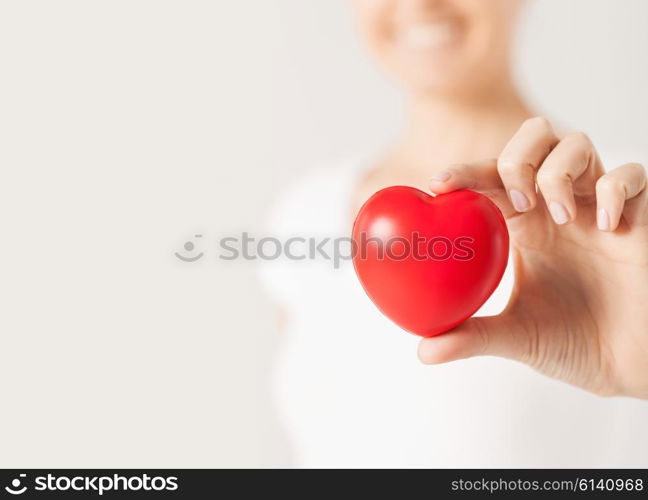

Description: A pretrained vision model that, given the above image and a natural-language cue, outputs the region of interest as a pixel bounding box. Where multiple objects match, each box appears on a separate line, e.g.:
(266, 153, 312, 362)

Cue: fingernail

(597, 208, 610, 231)
(509, 189, 530, 212)
(549, 202, 570, 225)
(431, 170, 451, 183)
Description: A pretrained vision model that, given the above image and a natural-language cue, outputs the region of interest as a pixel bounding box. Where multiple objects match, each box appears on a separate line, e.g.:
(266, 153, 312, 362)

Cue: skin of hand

(418, 117, 648, 400)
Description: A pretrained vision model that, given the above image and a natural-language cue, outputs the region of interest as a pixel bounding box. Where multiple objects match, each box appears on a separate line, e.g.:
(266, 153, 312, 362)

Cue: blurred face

(353, 0, 523, 96)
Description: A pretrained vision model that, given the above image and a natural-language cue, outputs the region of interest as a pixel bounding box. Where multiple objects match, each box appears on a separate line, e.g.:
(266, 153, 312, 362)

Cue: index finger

(498, 117, 560, 212)
(429, 158, 516, 217)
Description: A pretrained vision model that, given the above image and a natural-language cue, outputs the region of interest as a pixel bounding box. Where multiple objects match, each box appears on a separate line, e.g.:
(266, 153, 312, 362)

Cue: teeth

(398, 23, 459, 51)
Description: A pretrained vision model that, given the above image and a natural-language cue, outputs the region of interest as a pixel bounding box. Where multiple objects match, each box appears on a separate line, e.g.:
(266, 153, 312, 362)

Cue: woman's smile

(395, 20, 464, 54)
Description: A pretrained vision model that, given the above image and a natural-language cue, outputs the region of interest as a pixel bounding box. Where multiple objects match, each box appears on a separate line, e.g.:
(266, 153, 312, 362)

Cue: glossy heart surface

(352, 187, 509, 337)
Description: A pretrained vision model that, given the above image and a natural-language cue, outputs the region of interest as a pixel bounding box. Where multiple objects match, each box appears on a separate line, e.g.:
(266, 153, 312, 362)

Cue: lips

(396, 21, 461, 51)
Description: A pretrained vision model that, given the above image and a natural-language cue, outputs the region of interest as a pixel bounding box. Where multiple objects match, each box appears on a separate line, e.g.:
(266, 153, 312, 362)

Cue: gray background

(0, 0, 647, 466)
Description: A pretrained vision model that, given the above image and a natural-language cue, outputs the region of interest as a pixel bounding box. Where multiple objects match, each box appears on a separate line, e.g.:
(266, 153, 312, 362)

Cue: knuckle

(536, 167, 570, 188)
(497, 158, 534, 177)
(596, 175, 624, 196)
(523, 116, 552, 133)
(496, 160, 516, 176)
(629, 162, 647, 178)
(535, 169, 550, 186)
(562, 131, 592, 148)
(473, 319, 491, 355)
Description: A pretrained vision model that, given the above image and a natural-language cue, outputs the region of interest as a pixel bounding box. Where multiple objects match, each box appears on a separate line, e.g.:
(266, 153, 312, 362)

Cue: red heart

(352, 187, 509, 337)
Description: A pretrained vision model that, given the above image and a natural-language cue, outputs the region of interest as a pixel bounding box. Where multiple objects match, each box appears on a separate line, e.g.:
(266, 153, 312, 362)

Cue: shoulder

(259, 155, 370, 306)
(265, 155, 370, 236)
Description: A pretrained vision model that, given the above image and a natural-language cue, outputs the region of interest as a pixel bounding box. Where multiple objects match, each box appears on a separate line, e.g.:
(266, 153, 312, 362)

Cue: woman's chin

(400, 71, 478, 97)
(386, 56, 479, 96)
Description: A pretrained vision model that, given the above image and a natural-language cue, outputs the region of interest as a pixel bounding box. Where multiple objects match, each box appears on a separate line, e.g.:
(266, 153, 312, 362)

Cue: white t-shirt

(260, 152, 648, 468)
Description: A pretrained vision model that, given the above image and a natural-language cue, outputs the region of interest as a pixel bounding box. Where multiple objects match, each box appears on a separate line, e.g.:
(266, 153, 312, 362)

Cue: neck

(390, 79, 532, 176)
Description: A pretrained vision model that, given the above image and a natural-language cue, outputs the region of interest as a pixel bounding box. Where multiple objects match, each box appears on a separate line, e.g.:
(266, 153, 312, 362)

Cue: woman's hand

(418, 117, 648, 399)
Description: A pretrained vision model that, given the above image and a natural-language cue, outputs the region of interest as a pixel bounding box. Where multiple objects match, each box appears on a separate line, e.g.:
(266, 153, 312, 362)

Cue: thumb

(417, 312, 529, 365)
(429, 159, 517, 219)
